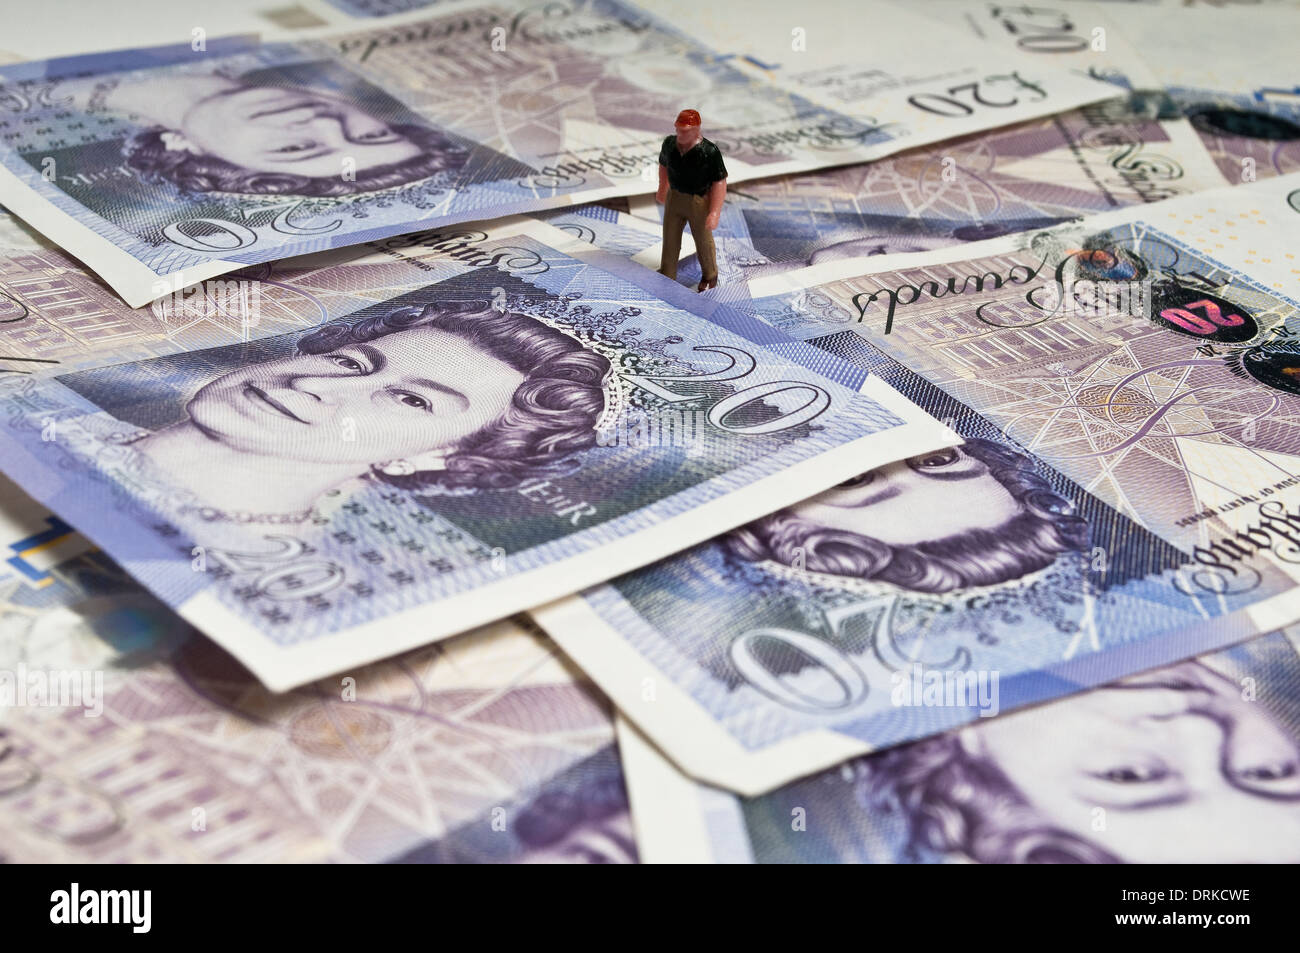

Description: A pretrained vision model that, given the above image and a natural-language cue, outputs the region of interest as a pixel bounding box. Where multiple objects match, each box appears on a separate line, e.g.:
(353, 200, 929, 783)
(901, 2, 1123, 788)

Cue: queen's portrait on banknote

(858, 656, 1300, 864)
(109, 299, 611, 523)
(660, 632, 1300, 863)
(510, 787, 637, 865)
(62, 62, 470, 197)
(538, 176, 1300, 797)
(505, 754, 637, 865)
(725, 440, 1089, 593)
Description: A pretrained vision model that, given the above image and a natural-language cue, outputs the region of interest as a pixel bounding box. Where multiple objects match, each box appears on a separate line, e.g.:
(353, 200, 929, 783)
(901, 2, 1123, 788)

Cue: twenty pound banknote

(934, 0, 1300, 186)
(0, 0, 1120, 306)
(0, 213, 956, 691)
(533, 172, 1300, 795)
(620, 625, 1300, 864)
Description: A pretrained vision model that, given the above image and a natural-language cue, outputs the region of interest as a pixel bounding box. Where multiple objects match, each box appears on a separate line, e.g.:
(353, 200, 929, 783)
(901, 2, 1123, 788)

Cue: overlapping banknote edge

(0, 461, 639, 861)
(7, 0, 1289, 868)
(613, 101, 1232, 306)
(0, 212, 958, 692)
(531, 171, 1300, 796)
(0, 0, 1122, 307)
(615, 623, 1300, 864)
(0, 200, 688, 377)
(745, 171, 1300, 301)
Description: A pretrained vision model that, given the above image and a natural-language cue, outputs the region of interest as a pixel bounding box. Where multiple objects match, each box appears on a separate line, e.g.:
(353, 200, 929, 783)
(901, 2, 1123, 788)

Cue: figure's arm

(705, 177, 727, 230)
(656, 165, 669, 203)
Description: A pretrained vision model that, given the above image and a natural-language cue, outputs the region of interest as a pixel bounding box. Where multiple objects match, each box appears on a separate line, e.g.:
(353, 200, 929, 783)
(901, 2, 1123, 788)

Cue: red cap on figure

(675, 109, 701, 127)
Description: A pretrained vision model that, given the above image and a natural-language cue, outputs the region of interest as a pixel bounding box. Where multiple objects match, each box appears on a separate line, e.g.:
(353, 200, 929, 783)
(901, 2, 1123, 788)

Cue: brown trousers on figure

(658, 188, 718, 282)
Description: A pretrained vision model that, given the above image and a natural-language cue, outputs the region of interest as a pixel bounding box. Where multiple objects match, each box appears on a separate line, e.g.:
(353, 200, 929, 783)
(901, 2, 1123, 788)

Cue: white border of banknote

(537, 579, 1300, 796)
(0, 164, 249, 304)
(616, 715, 720, 864)
(176, 378, 955, 691)
(1, 208, 956, 692)
(542, 174, 1300, 796)
(18, 309, 949, 693)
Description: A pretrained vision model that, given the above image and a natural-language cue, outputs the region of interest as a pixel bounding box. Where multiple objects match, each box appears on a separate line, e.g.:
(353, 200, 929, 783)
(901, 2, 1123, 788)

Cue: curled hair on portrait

(512, 772, 631, 854)
(860, 733, 1120, 864)
(123, 122, 467, 196)
(296, 299, 610, 492)
(723, 437, 1089, 593)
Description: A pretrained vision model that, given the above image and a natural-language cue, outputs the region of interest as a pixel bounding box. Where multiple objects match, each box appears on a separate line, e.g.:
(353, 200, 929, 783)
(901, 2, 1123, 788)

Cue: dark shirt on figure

(659, 135, 728, 196)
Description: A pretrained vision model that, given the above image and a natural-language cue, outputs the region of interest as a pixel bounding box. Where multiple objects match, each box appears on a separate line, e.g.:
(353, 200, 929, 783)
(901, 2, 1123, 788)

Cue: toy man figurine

(656, 109, 727, 292)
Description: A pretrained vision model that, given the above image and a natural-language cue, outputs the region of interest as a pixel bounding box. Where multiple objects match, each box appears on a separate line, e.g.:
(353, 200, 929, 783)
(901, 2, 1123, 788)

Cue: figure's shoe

(697, 277, 718, 293)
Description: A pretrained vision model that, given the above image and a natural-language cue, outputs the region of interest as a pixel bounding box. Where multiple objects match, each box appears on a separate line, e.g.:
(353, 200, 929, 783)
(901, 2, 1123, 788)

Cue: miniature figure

(656, 109, 727, 292)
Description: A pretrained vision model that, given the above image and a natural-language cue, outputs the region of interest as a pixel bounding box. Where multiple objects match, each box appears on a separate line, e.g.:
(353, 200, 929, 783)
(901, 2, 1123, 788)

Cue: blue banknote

(0, 0, 867, 305)
(0, 0, 1117, 306)
(534, 175, 1300, 795)
(622, 628, 1300, 863)
(0, 215, 953, 691)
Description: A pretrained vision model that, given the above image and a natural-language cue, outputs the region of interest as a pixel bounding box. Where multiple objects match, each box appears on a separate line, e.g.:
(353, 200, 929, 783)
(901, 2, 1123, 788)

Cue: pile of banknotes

(2, 0, 1299, 864)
